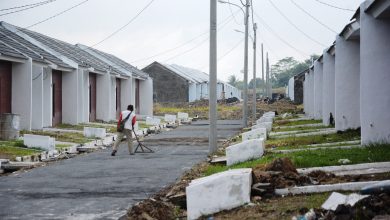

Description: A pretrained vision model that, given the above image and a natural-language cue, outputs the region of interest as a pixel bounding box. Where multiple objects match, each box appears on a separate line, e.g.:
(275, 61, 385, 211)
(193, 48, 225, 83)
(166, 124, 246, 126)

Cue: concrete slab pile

(226, 139, 265, 166)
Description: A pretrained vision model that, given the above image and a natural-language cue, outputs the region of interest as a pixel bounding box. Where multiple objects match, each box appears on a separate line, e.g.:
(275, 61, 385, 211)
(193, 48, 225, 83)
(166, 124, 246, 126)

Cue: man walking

(111, 104, 136, 156)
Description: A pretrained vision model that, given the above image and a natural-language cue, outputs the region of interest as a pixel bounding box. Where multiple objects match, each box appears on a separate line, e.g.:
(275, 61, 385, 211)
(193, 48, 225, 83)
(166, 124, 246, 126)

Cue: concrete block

(83, 127, 106, 139)
(263, 112, 275, 117)
(242, 128, 267, 141)
(177, 112, 189, 120)
(164, 114, 177, 123)
(226, 139, 264, 166)
(24, 134, 55, 151)
(145, 117, 161, 126)
(253, 122, 272, 132)
(257, 116, 273, 123)
(186, 168, 252, 220)
(321, 192, 368, 211)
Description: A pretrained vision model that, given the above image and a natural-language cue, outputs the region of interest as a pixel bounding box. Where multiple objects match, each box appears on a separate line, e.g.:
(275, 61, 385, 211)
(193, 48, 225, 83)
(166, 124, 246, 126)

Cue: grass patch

(274, 119, 322, 127)
(205, 144, 390, 176)
(56, 144, 72, 149)
(266, 129, 360, 148)
(21, 130, 93, 144)
(272, 125, 331, 132)
(0, 140, 42, 160)
(138, 122, 151, 129)
(276, 141, 361, 150)
(56, 123, 117, 133)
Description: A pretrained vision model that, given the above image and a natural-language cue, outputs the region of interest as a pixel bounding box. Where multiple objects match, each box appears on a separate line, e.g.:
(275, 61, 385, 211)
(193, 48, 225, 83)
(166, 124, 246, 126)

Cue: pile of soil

(317, 193, 390, 220)
(265, 158, 298, 173)
(125, 198, 175, 220)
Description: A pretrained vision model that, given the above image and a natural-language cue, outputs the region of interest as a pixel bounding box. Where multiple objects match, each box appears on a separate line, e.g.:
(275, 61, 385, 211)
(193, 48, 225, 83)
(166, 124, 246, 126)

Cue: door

(135, 79, 140, 114)
(116, 78, 121, 119)
(89, 73, 97, 122)
(0, 61, 12, 114)
(52, 70, 62, 126)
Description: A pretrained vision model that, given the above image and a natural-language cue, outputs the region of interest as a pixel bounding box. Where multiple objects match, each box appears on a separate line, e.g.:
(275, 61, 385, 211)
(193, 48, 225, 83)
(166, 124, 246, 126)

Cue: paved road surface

(0, 120, 241, 220)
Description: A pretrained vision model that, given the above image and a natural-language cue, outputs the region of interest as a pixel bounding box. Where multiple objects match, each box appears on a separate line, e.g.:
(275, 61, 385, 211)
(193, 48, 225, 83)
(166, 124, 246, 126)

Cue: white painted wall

(109, 75, 117, 120)
(131, 78, 136, 109)
(196, 83, 201, 100)
(12, 59, 32, 130)
(335, 35, 360, 132)
(62, 69, 79, 124)
(96, 72, 111, 122)
(360, 6, 390, 144)
(303, 73, 308, 116)
(201, 83, 208, 99)
(139, 77, 153, 116)
(189, 83, 197, 102)
(120, 76, 132, 112)
(288, 77, 294, 101)
(82, 70, 89, 123)
(314, 60, 323, 120)
(322, 51, 336, 126)
(31, 64, 43, 129)
(307, 69, 315, 119)
(42, 67, 52, 127)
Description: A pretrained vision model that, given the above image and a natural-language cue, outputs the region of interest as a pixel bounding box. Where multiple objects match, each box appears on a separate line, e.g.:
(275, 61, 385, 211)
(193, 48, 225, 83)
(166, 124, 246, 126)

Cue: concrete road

(0, 120, 241, 220)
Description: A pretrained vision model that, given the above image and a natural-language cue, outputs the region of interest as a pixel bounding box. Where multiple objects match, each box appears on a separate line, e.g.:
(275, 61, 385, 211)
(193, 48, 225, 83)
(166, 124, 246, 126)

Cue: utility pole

(243, 0, 249, 127)
(266, 52, 270, 98)
(252, 23, 257, 122)
(261, 44, 265, 97)
(209, 0, 217, 154)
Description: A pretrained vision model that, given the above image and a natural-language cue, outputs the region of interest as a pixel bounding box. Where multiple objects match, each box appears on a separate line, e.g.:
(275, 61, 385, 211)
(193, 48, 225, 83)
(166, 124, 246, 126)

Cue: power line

(290, 0, 337, 34)
(228, 0, 241, 25)
(0, 0, 56, 12)
(24, 0, 89, 29)
(314, 0, 354, 12)
(267, 0, 327, 47)
(91, 0, 155, 47)
(0, 0, 57, 17)
(130, 8, 240, 64)
(253, 11, 309, 57)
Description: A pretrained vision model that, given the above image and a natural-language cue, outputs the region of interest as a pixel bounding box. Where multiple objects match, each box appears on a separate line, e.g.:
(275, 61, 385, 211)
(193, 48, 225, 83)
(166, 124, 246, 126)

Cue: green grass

(56, 144, 72, 149)
(21, 130, 93, 144)
(275, 141, 361, 150)
(272, 125, 331, 132)
(138, 122, 151, 129)
(274, 119, 322, 127)
(266, 129, 360, 148)
(154, 104, 241, 120)
(205, 144, 390, 176)
(0, 140, 42, 160)
(56, 123, 117, 133)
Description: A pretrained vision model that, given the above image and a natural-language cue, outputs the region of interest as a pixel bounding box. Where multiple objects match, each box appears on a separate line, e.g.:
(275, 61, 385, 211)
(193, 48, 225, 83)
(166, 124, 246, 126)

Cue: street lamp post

(209, 0, 217, 154)
(218, 0, 250, 127)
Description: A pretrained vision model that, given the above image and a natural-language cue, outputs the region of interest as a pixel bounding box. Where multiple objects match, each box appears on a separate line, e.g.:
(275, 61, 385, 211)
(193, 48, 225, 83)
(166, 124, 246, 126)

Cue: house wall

(303, 74, 308, 116)
(189, 83, 197, 102)
(307, 69, 315, 119)
(31, 64, 43, 129)
(62, 69, 79, 124)
(322, 51, 336, 126)
(120, 76, 132, 112)
(360, 7, 390, 144)
(143, 64, 189, 102)
(78, 69, 88, 123)
(196, 84, 201, 100)
(294, 76, 303, 104)
(288, 77, 294, 101)
(139, 77, 153, 116)
(42, 67, 52, 127)
(96, 72, 111, 122)
(335, 35, 360, 132)
(314, 61, 323, 120)
(12, 59, 32, 130)
(109, 75, 116, 120)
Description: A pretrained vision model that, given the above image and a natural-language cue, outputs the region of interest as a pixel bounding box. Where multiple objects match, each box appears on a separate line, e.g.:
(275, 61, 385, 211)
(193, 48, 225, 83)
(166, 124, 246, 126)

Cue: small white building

(322, 45, 336, 126)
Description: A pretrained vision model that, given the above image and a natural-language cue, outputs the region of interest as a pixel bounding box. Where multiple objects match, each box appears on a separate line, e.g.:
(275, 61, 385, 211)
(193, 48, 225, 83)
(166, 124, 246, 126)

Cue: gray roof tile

(0, 41, 27, 60)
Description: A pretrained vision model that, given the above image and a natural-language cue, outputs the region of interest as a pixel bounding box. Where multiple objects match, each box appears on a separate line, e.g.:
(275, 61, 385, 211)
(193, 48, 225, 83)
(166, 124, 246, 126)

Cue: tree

(248, 77, 265, 89)
(228, 75, 238, 86)
(271, 54, 319, 87)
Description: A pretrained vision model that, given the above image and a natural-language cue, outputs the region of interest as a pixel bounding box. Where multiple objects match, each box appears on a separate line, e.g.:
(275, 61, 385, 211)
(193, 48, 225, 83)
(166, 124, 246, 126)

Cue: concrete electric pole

(252, 23, 257, 122)
(209, 0, 217, 154)
(261, 44, 265, 97)
(242, 0, 250, 127)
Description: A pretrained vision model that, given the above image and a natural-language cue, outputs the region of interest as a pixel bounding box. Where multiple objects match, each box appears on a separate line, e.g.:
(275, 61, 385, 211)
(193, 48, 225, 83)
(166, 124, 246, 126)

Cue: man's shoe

(111, 150, 117, 156)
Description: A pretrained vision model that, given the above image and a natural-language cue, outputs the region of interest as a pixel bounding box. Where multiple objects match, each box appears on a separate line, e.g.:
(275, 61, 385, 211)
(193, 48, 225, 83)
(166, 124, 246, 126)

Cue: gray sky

(1, 0, 362, 82)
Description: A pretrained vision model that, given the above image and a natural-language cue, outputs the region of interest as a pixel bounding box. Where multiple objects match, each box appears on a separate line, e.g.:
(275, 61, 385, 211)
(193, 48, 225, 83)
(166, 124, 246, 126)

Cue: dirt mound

(126, 198, 175, 220)
(265, 158, 297, 173)
(320, 193, 390, 220)
(308, 170, 336, 183)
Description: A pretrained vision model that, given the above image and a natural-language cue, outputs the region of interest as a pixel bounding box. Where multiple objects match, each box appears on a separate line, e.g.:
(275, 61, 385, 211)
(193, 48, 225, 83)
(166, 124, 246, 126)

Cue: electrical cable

(290, 0, 337, 34)
(0, 0, 57, 16)
(314, 0, 354, 12)
(253, 11, 309, 57)
(228, 0, 241, 25)
(1, 0, 54, 11)
(267, 0, 327, 47)
(91, 0, 155, 47)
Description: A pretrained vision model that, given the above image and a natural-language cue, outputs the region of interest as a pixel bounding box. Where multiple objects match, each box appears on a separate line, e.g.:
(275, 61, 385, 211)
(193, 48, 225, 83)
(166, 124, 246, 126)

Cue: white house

(0, 22, 153, 130)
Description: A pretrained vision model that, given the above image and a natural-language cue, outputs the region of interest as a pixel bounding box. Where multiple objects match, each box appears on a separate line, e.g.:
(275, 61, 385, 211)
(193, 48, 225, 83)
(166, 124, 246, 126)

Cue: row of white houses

(142, 62, 241, 103)
(0, 22, 153, 130)
(295, 0, 390, 145)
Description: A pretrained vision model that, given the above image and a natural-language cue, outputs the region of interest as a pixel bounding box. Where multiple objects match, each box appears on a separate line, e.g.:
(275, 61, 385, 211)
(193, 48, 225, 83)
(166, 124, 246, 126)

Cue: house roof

(0, 40, 27, 60)
(77, 44, 148, 79)
(6, 23, 123, 75)
(0, 23, 73, 69)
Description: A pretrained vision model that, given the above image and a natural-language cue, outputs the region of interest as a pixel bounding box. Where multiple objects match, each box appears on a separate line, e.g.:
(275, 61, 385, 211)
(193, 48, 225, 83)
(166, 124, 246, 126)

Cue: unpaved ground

(0, 120, 242, 220)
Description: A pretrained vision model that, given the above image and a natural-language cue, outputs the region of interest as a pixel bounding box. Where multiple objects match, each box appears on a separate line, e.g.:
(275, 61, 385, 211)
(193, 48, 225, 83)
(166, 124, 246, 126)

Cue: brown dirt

(125, 198, 175, 220)
(265, 158, 298, 173)
(256, 99, 299, 115)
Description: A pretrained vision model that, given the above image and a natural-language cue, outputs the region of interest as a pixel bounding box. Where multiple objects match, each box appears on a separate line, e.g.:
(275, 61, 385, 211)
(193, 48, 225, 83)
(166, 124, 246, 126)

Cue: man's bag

(117, 111, 132, 132)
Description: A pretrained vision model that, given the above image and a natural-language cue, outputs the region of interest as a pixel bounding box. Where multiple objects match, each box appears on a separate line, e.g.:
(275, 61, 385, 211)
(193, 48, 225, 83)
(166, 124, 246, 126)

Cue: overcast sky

(1, 0, 362, 82)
